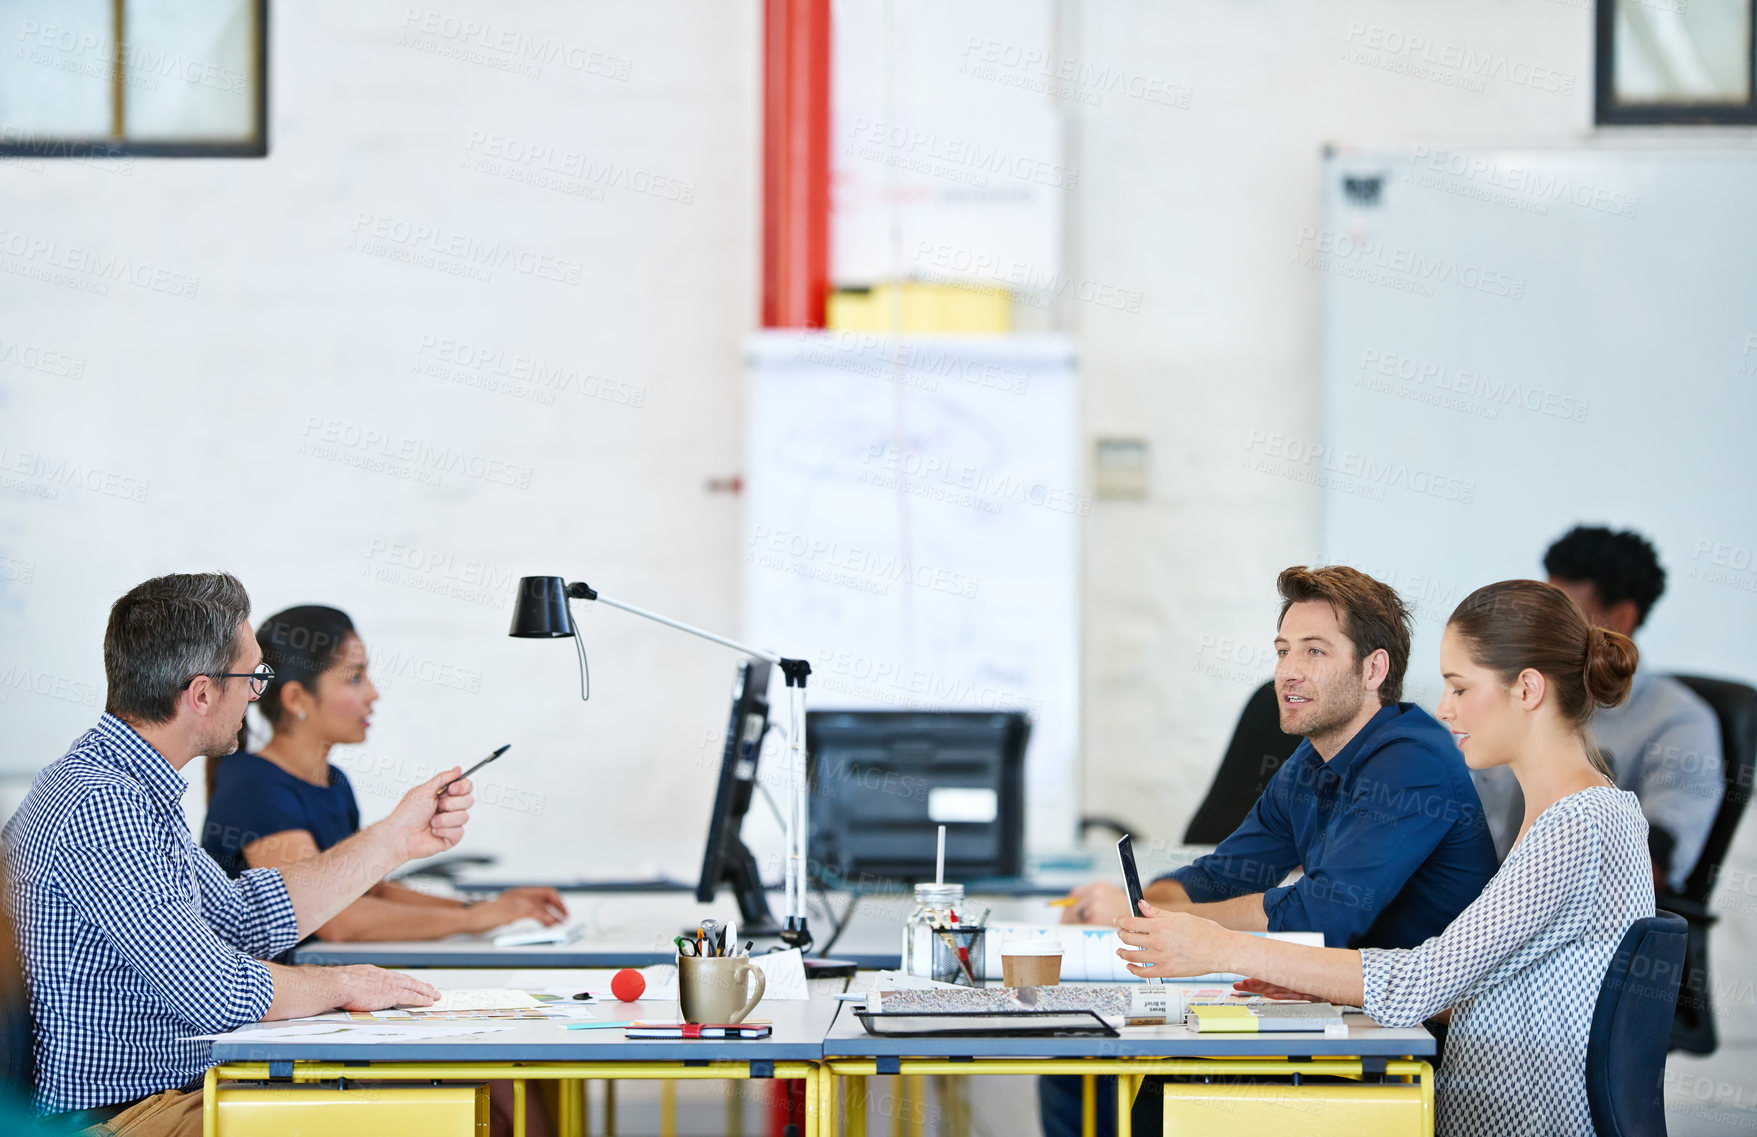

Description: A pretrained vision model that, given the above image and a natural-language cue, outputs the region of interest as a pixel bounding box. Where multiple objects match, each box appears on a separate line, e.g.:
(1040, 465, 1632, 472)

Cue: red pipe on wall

(762, 0, 831, 328)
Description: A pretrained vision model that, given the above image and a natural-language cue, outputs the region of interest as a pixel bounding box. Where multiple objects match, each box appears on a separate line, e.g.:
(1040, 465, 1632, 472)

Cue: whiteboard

(1318, 148, 1757, 702)
(744, 332, 1080, 853)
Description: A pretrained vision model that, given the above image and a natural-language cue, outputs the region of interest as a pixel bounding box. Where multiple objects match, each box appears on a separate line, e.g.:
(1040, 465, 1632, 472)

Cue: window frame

(1596, 0, 1757, 124)
(0, 0, 269, 158)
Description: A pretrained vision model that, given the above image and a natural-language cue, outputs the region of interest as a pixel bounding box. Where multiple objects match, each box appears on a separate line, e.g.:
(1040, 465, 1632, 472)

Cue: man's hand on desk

(1060, 882, 1129, 925)
(466, 887, 570, 933)
(1060, 878, 1192, 925)
(263, 963, 440, 1019)
(331, 965, 441, 1012)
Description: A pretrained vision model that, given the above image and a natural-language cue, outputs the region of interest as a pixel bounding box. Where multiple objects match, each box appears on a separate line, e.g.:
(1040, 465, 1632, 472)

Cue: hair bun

(1583, 625, 1638, 709)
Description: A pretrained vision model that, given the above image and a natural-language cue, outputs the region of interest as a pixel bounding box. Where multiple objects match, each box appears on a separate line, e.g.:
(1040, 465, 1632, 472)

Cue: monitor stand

(688, 836, 785, 940)
(694, 838, 857, 974)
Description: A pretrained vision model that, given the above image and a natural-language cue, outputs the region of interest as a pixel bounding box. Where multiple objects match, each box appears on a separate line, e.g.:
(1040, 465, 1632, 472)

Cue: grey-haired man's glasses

(182, 663, 275, 698)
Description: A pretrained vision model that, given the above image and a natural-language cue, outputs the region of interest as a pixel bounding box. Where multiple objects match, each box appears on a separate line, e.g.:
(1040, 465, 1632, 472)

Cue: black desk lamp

(509, 575, 814, 950)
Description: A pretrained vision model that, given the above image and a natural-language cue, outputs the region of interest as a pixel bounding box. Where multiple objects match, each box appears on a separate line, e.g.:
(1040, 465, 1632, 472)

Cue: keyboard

(490, 919, 582, 948)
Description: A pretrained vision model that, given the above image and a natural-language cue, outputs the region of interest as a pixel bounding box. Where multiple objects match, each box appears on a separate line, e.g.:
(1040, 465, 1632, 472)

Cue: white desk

(290, 889, 1071, 971)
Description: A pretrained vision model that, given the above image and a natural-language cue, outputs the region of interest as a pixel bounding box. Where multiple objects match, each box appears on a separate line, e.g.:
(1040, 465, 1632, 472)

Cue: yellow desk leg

(515, 1077, 527, 1137)
(846, 1074, 867, 1137)
(826, 1061, 839, 1137)
(801, 1065, 818, 1137)
(890, 1076, 905, 1137)
(1081, 1074, 1096, 1137)
(906, 1075, 925, 1137)
(202, 1066, 218, 1137)
(1114, 1074, 1134, 1137)
(604, 1079, 616, 1137)
(727, 1078, 744, 1137)
(660, 1080, 677, 1137)
(558, 1078, 583, 1137)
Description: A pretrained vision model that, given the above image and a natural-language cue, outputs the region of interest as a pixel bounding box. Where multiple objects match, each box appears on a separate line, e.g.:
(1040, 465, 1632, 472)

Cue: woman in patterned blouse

(1117, 579, 1653, 1136)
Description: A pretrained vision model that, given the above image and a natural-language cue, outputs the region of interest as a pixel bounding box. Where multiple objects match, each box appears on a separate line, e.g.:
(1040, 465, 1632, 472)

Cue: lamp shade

(509, 576, 576, 637)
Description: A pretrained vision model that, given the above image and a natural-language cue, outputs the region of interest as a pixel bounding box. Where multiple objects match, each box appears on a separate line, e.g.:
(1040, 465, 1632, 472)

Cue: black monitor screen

(808, 710, 1029, 883)
(694, 660, 778, 931)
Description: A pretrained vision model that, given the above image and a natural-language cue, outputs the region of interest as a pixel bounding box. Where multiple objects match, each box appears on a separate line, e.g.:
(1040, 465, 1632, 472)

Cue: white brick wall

(1068, 0, 1598, 839)
(0, 0, 761, 875)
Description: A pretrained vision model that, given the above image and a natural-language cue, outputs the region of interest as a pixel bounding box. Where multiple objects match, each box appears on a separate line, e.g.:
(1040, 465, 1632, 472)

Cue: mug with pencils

(676, 923, 765, 1024)
(677, 956, 765, 1024)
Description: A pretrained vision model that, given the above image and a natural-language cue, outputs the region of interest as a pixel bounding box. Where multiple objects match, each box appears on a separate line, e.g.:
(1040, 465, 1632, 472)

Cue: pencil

(1046, 897, 1077, 907)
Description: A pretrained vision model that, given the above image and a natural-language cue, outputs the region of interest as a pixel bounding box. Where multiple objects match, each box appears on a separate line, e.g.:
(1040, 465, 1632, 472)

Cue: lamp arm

(577, 587, 785, 666)
(568, 580, 815, 948)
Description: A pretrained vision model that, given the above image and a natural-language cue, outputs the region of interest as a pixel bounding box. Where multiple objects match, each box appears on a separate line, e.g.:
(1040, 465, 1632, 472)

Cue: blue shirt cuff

(1261, 882, 1297, 930)
(1167, 865, 1234, 904)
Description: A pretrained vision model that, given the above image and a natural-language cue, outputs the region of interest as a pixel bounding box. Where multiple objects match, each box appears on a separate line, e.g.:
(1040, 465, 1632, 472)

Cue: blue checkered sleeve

(192, 851, 299, 958)
(57, 785, 282, 1034)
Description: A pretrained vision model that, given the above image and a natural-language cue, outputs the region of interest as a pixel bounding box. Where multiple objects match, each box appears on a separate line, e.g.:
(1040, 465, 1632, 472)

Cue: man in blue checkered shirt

(3, 573, 479, 1134)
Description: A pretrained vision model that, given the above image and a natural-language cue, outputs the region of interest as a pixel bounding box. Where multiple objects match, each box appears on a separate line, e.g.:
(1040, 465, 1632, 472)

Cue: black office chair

(1663, 675, 1757, 1055)
(1182, 681, 1302, 844)
(1587, 910, 1689, 1137)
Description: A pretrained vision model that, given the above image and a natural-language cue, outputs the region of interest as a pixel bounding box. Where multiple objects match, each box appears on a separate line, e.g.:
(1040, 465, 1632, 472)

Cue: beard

(1278, 669, 1372, 741)
(1282, 695, 1360, 740)
(197, 716, 245, 760)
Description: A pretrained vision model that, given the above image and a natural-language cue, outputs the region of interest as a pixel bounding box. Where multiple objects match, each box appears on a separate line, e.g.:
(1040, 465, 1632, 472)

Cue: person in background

(1118, 580, 1652, 1136)
(203, 605, 567, 940)
(1474, 526, 1722, 894)
(1045, 566, 1499, 1137)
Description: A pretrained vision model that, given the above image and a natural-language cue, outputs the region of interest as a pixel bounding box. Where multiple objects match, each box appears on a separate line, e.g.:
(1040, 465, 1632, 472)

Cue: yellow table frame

(820, 1057, 1434, 1137)
(204, 1059, 819, 1137)
(205, 1054, 1432, 1137)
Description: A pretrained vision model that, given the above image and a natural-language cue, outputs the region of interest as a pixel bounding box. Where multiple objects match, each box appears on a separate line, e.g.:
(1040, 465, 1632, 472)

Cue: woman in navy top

(201, 605, 566, 941)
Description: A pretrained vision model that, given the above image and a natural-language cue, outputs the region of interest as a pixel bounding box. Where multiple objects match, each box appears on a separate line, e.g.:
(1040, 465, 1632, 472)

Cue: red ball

(610, 968, 646, 1002)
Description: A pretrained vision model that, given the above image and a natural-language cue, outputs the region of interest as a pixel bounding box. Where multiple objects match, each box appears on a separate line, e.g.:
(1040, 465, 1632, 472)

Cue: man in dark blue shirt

(1046, 565, 1499, 1137)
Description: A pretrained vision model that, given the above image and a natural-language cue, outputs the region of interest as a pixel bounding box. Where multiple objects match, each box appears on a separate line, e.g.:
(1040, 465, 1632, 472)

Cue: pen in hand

(437, 744, 511, 797)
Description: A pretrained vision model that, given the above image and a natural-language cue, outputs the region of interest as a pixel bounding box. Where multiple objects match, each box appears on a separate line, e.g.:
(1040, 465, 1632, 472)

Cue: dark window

(1597, 0, 1757, 124)
(0, 0, 267, 158)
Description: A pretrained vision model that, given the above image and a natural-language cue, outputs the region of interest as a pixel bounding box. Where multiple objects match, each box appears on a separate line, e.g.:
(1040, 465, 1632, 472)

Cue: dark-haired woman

(1115, 580, 1652, 1136)
(202, 605, 567, 941)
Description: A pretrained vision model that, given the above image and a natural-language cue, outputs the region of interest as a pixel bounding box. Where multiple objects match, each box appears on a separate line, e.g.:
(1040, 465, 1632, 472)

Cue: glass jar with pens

(901, 812, 993, 989)
(901, 882, 988, 986)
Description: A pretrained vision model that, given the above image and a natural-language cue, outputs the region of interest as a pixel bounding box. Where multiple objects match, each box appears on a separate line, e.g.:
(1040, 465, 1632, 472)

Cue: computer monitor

(807, 710, 1030, 884)
(694, 659, 782, 935)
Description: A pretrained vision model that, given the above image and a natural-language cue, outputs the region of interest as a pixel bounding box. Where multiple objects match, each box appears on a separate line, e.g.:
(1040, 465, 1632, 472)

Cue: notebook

(1186, 1003, 1345, 1032)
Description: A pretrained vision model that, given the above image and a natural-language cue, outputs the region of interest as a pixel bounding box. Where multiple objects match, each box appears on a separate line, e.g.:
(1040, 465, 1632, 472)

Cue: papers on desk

(405, 989, 545, 1013)
(983, 923, 1326, 982)
(363, 987, 564, 1022)
(750, 948, 810, 1001)
(186, 1020, 515, 1043)
(396, 966, 681, 1002)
